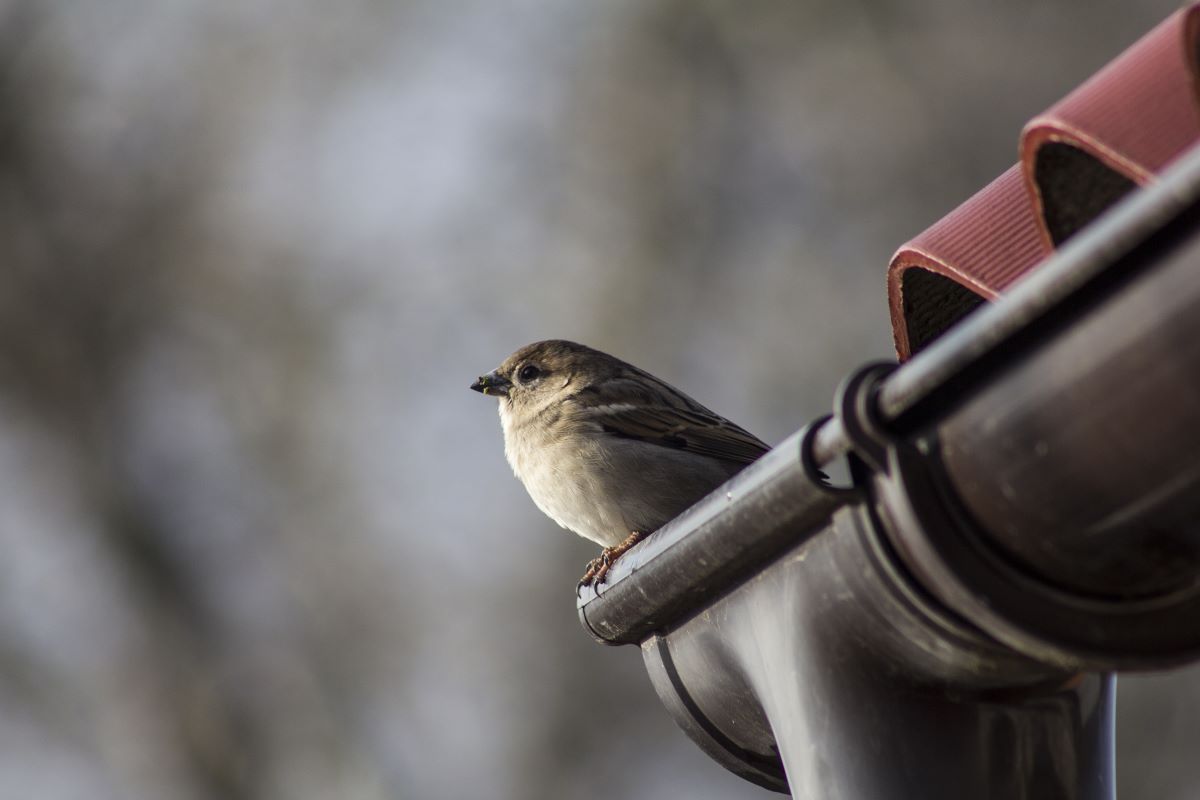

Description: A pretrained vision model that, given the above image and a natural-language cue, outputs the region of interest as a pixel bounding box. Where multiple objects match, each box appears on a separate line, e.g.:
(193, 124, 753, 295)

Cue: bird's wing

(581, 402, 770, 465)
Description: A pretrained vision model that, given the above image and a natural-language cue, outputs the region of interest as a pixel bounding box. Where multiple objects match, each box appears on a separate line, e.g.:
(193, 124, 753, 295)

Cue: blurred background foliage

(0, 1, 1195, 798)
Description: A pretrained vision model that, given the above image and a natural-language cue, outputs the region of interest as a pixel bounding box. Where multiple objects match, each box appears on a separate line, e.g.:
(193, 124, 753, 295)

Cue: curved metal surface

(876, 441, 1200, 670)
(575, 141, 1200, 797)
(577, 430, 842, 646)
(581, 144, 1200, 656)
(936, 233, 1200, 600)
(640, 505, 1114, 798)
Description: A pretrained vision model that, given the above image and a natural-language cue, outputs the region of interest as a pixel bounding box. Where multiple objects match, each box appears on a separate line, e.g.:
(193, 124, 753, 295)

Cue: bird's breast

(499, 407, 629, 548)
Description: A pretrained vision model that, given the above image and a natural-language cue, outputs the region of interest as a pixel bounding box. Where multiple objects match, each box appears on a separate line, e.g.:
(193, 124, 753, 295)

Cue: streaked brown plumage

(471, 340, 769, 586)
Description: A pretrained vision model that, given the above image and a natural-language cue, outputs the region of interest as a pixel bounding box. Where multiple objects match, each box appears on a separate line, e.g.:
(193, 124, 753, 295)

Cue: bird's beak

(470, 370, 511, 398)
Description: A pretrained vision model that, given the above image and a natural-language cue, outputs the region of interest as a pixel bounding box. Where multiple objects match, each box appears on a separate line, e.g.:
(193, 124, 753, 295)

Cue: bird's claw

(576, 531, 645, 595)
(577, 551, 613, 594)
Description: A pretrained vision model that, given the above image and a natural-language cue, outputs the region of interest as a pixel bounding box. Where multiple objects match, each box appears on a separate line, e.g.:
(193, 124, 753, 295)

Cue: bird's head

(470, 339, 615, 415)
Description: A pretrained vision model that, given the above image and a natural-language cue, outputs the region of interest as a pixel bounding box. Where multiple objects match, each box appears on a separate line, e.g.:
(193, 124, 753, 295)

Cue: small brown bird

(470, 340, 769, 587)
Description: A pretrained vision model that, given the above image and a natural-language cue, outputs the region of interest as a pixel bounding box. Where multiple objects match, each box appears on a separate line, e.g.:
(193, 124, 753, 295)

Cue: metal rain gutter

(576, 144, 1200, 796)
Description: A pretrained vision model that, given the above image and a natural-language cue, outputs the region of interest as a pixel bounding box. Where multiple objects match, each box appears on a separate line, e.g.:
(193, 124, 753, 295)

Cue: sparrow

(470, 340, 770, 588)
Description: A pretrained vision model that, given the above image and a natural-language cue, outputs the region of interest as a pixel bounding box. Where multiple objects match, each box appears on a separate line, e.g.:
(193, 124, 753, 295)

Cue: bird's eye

(517, 364, 541, 383)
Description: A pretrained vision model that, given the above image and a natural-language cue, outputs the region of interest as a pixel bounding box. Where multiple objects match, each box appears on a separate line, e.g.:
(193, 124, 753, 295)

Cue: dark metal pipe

(579, 430, 842, 645)
(640, 505, 1114, 796)
(577, 142, 1200, 798)
(939, 235, 1200, 600)
(865, 145, 1200, 669)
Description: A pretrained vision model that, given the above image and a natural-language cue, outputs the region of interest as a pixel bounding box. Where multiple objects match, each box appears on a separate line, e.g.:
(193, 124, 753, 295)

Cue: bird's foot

(577, 531, 646, 592)
(577, 553, 610, 593)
